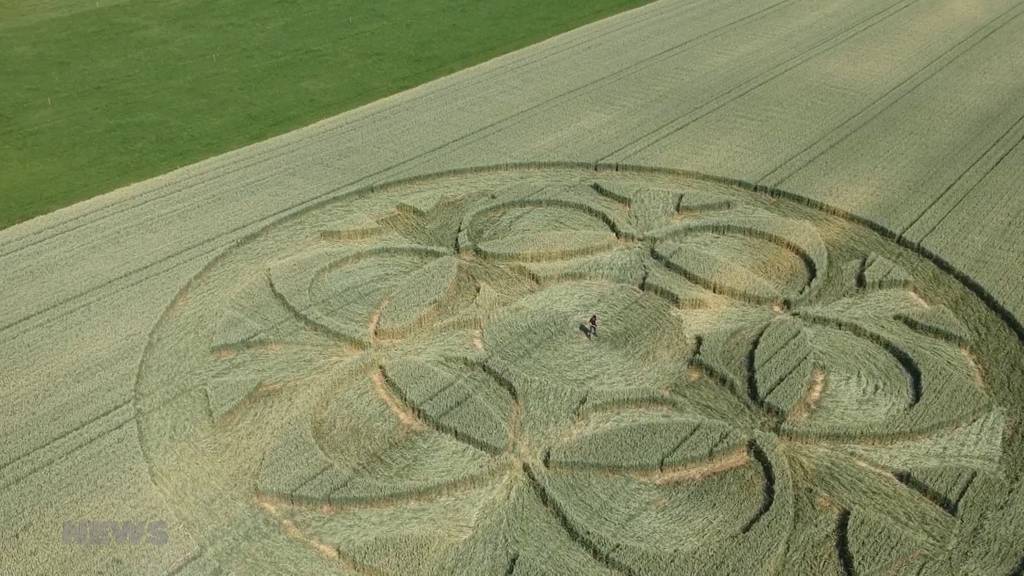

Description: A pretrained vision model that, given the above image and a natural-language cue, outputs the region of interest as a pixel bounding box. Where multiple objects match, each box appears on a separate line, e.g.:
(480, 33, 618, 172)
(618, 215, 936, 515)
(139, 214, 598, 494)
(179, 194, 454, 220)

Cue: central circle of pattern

(135, 166, 1018, 575)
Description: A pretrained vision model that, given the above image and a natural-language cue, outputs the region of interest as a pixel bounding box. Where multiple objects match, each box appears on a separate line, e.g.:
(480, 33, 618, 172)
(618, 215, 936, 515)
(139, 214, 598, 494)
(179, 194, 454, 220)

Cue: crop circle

(135, 164, 1024, 575)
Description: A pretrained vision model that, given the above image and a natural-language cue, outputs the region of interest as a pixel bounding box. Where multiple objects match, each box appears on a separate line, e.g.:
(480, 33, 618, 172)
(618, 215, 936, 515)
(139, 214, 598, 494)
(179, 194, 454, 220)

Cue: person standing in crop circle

(589, 314, 598, 338)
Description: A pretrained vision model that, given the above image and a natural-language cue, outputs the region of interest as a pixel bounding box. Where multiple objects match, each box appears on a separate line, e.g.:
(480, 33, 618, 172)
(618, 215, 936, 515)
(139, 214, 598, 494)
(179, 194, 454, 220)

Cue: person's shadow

(578, 323, 593, 339)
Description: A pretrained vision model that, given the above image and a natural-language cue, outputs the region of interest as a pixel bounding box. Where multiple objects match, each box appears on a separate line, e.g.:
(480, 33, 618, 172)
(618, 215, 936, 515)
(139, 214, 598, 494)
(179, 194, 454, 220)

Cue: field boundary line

(0, 1, 797, 337)
(0, 2, 789, 336)
(0, 0, 698, 258)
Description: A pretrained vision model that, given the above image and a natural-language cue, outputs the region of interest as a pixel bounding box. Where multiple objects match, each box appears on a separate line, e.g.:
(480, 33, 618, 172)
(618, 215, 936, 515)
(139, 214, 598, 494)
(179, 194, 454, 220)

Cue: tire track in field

(908, 112, 1024, 244)
(0, 2, 794, 337)
(761, 0, 1024, 189)
(600, 0, 919, 163)
(0, 0, 697, 258)
(400, 0, 882, 173)
(0, 230, 224, 338)
(0, 398, 133, 490)
(393, 0, 809, 162)
(598, 0, 917, 161)
(901, 109, 1024, 239)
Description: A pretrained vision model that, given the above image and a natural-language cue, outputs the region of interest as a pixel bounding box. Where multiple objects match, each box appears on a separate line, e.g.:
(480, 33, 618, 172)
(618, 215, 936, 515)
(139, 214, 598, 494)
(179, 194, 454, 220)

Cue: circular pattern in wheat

(136, 164, 1024, 575)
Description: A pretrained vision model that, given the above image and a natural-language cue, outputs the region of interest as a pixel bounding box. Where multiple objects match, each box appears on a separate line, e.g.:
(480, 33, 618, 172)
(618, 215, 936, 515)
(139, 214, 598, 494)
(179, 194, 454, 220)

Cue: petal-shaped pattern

(135, 166, 1019, 576)
(203, 340, 343, 419)
(895, 304, 972, 344)
(202, 278, 353, 418)
(836, 409, 1005, 473)
(858, 253, 913, 290)
(787, 443, 956, 549)
(376, 196, 468, 248)
(754, 316, 910, 421)
(539, 425, 782, 574)
(650, 208, 828, 304)
(797, 289, 993, 435)
(546, 410, 744, 472)
(466, 197, 625, 262)
(267, 246, 455, 344)
(257, 368, 498, 507)
(380, 358, 518, 455)
(590, 180, 735, 237)
(375, 255, 461, 338)
(273, 469, 627, 576)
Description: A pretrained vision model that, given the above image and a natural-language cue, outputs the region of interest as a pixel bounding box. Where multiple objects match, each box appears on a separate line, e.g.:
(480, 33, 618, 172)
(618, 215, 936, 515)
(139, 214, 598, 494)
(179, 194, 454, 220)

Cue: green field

(0, 0, 649, 229)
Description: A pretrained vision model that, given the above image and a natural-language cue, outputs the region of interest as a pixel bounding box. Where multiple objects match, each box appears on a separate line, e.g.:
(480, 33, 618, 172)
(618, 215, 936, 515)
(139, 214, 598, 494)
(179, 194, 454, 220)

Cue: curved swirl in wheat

(135, 164, 1024, 575)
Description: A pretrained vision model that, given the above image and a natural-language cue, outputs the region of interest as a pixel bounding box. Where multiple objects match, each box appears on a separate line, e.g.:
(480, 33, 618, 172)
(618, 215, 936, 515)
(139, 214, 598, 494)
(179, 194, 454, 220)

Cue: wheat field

(3, 1, 1024, 575)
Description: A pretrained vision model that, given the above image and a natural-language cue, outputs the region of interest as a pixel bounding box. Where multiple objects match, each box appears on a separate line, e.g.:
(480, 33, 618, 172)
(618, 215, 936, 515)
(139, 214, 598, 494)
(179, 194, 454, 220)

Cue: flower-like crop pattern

(135, 166, 1020, 576)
